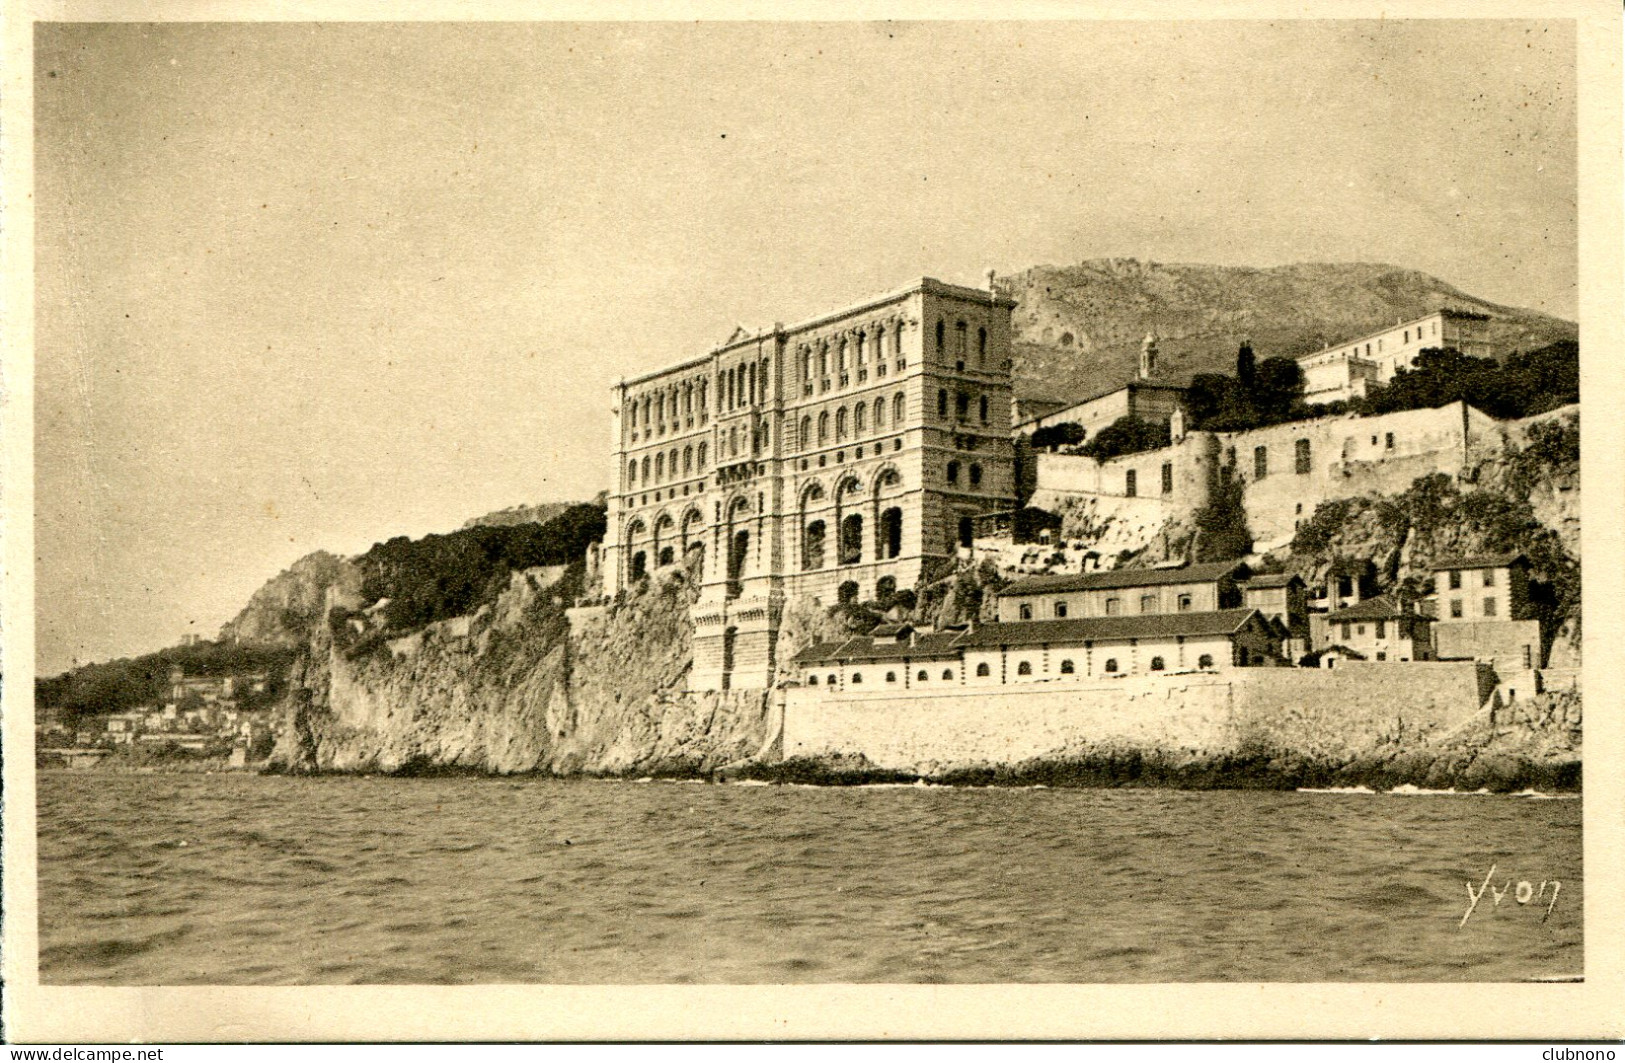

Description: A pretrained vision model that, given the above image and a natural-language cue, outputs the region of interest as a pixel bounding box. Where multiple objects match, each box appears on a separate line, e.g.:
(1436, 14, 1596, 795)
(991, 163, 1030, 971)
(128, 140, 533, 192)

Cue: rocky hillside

(217, 550, 352, 648)
(460, 499, 588, 531)
(998, 260, 1577, 403)
(269, 552, 772, 775)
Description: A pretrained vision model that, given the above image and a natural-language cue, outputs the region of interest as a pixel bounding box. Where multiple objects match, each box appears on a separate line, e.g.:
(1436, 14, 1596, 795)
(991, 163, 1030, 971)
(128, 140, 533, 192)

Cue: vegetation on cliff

(348, 502, 605, 634)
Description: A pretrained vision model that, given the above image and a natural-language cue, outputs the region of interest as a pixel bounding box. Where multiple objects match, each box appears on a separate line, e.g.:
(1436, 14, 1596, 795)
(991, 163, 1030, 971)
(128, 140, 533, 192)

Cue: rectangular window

(1357, 624, 1366, 636)
(1177, 594, 1192, 612)
(1125, 469, 1137, 497)
(1341, 622, 1351, 640)
(1161, 462, 1173, 495)
(1254, 446, 1268, 480)
(1376, 620, 1386, 639)
(1483, 597, 1497, 617)
(1140, 594, 1156, 613)
(1450, 599, 1463, 619)
(1295, 439, 1311, 475)
(1018, 603, 1032, 620)
(1523, 645, 1533, 669)
(1448, 570, 1462, 590)
(1483, 569, 1495, 587)
(1385, 432, 1395, 449)
(1376, 651, 1387, 661)
(1054, 601, 1067, 618)
(1105, 598, 1121, 616)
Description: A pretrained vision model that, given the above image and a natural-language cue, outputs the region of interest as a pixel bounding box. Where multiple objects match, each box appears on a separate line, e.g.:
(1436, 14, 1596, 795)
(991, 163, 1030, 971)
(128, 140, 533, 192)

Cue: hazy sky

(33, 19, 1576, 674)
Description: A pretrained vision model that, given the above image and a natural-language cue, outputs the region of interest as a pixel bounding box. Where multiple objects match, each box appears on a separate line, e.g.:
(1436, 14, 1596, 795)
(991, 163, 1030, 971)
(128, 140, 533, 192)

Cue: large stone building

(1296, 309, 1493, 406)
(603, 277, 1019, 691)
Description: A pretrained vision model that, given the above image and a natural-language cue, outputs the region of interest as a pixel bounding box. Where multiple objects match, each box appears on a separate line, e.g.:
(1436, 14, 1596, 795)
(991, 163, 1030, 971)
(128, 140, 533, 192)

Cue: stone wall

(1436, 619, 1544, 673)
(780, 660, 1489, 772)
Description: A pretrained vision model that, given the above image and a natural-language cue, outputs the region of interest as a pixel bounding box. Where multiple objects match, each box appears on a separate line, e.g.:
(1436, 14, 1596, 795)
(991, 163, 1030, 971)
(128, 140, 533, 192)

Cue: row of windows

(1446, 569, 1497, 589)
(800, 323, 905, 381)
(1123, 462, 1176, 498)
(798, 393, 906, 449)
(1238, 433, 1399, 482)
(935, 389, 992, 424)
(806, 653, 1217, 686)
(1446, 598, 1499, 618)
(801, 509, 905, 569)
(627, 357, 774, 441)
(1016, 593, 1194, 620)
(934, 318, 989, 371)
(627, 443, 710, 488)
(944, 461, 984, 488)
(796, 438, 904, 472)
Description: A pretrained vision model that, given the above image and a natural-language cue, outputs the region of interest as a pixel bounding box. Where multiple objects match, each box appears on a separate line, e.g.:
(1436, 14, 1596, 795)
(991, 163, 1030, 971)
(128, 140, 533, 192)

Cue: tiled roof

(1243, 573, 1304, 589)
(869, 623, 911, 638)
(1001, 560, 1248, 597)
(793, 631, 961, 665)
(1324, 595, 1431, 622)
(952, 608, 1261, 649)
(1429, 552, 1527, 572)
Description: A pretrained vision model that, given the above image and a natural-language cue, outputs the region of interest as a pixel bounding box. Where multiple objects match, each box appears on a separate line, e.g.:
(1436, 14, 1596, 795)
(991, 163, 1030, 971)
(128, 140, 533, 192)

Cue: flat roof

(1296, 308, 1493, 364)
(617, 277, 1013, 388)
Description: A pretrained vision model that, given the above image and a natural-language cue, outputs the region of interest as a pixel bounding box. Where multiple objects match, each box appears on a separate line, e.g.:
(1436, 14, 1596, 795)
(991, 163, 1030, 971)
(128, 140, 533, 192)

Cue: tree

(1077, 416, 1171, 461)
(1029, 422, 1087, 450)
(1236, 341, 1257, 391)
(1251, 356, 1305, 418)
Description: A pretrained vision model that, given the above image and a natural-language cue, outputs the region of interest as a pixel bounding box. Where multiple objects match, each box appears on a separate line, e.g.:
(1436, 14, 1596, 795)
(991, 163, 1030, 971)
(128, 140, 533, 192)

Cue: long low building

(792, 608, 1284, 690)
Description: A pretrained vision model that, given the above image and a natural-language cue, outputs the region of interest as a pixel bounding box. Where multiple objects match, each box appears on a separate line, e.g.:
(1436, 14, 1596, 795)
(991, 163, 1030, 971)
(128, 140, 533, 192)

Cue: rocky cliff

(268, 554, 772, 775)
(217, 550, 351, 648)
(999, 259, 1577, 403)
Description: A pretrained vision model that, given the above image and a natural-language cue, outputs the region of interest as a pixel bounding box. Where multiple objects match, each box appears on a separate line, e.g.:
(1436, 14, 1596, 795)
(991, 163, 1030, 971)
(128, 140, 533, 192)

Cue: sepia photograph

(4, 3, 1622, 1044)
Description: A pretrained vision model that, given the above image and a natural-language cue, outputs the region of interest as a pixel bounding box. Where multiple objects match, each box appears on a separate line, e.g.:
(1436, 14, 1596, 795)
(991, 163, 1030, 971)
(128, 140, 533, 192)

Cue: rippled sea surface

(36, 773, 1580, 984)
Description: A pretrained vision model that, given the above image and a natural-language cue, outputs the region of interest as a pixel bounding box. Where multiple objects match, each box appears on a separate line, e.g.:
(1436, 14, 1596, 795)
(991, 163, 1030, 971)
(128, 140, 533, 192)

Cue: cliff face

(269, 555, 772, 775)
(999, 259, 1577, 403)
(218, 551, 352, 648)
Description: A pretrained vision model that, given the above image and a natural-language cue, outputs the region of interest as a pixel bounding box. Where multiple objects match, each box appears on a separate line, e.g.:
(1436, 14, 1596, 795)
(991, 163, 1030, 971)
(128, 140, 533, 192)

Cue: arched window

(874, 397, 886, 429)
(969, 464, 982, 487)
(881, 507, 903, 559)
(856, 332, 866, 364)
(827, 674, 837, 687)
(840, 513, 863, 565)
(976, 662, 991, 677)
(917, 670, 929, 682)
(1104, 658, 1119, 673)
(946, 461, 960, 485)
(1017, 661, 1032, 675)
(851, 673, 862, 685)
(801, 346, 812, 381)
(838, 580, 859, 604)
(800, 416, 812, 451)
(978, 326, 987, 364)
(935, 319, 945, 355)
(955, 320, 967, 358)
(728, 425, 738, 457)
(942, 668, 954, 681)
(630, 551, 647, 581)
(854, 403, 867, 435)
(894, 322, 905, 359)
(641, 456, 650, 483)
(875, 575, 896, 601)
(1150, 657, 1166, 671)
(627, 460, 637, 487)
(885, 671, 897, 683)
(1060, 659, 1075, 674)
(979, 396, 989, 423)
(819, 344, 829, 377)
(838, 338, 848, 372)
(937, 389, 948, 417)
(802, 520, 826, 570)
(697, 443, 707, 470)
(818, 411, 830, 442)
(894, 393, 906, 423)
(808, 674, 818, 686)
(683, 446, 693, 474)
(955, 391, 970, 419)
(1198, 654, 1214, 669)
(836, 407, 848, 440)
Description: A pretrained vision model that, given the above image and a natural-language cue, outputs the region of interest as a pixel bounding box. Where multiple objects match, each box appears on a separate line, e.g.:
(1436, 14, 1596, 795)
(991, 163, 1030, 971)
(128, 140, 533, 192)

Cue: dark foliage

(1013, 506, 1064, 543)
(1355, 341, 1578, 420)
(1029, 421, 1087, 450)
(1192, 469, 1251, 561)
(1075, 416, 1171, 461)
(355, 502, 606, 633)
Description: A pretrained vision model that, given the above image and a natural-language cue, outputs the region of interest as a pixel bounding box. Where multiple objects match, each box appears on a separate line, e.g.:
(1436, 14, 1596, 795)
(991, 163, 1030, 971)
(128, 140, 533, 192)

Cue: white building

(1296, 310, 1493, 406)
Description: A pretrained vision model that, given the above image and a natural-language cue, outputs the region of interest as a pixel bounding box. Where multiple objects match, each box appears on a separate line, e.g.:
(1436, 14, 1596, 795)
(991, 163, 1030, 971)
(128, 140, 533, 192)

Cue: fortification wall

(780, 660, 1487, 771)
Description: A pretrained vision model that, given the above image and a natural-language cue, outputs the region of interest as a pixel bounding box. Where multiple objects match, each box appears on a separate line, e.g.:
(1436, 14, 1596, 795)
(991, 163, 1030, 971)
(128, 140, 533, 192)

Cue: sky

(32, 19, 1577, 675)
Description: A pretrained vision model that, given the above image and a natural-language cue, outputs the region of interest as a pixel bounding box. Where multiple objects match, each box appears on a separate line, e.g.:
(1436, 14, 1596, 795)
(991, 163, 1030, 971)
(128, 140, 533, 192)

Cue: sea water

(35, 772, 1581, 984)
